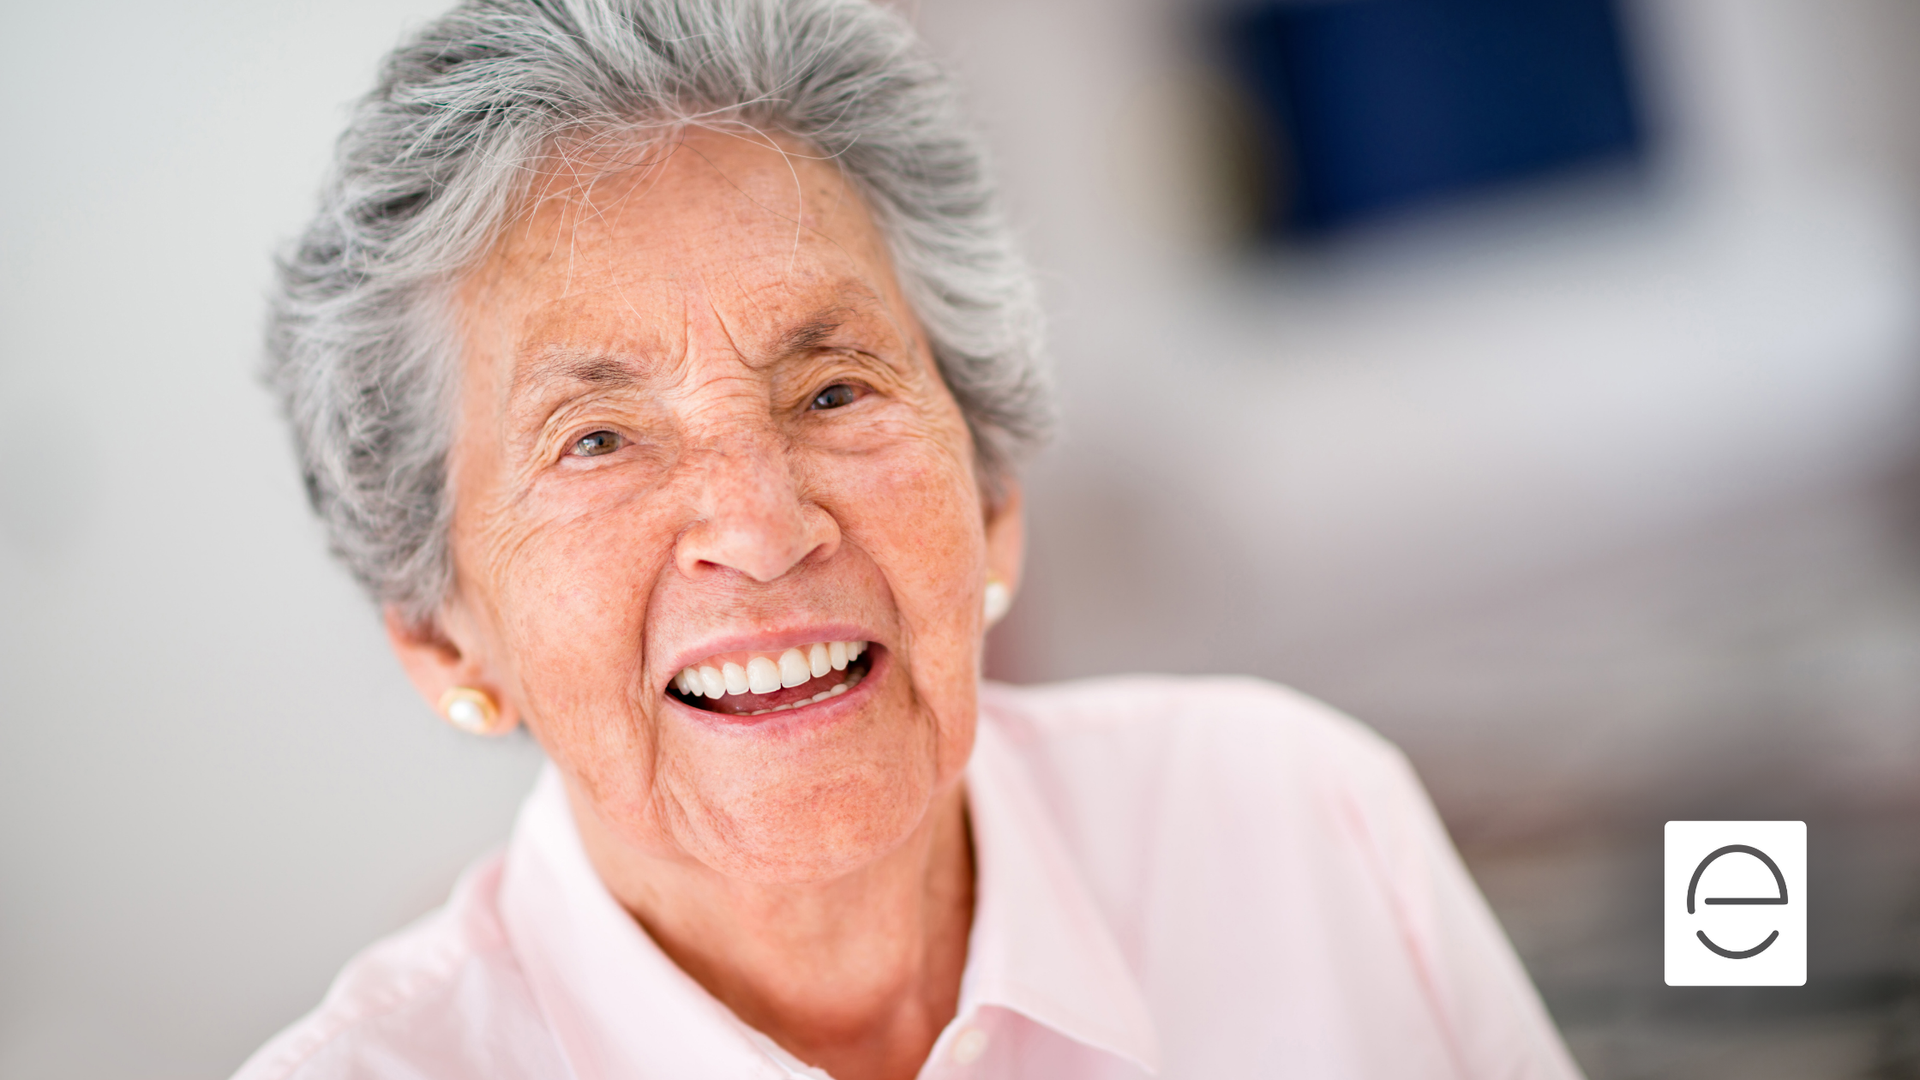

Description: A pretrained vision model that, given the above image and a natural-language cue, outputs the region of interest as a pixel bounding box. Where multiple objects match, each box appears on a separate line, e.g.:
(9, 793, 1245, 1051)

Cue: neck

(572, 782, 975, 1080)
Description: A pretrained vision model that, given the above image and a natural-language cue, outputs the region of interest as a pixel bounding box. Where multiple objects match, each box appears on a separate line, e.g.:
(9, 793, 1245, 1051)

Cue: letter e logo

(1665, 821, 1806, 986)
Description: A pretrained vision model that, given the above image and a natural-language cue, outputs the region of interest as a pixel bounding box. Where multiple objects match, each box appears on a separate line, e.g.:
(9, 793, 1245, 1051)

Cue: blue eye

(570, 430, 623, 457)
(811, 384, 859, 410)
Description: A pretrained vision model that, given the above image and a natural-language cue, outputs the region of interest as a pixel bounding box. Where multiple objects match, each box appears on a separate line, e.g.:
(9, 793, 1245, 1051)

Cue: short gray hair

(270, 0, 1051, 624)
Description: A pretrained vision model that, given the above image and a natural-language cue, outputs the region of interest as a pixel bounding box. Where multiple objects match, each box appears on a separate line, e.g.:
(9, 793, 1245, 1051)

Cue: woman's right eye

(569, 430, 624, 458)
(810, 383, 862, 410)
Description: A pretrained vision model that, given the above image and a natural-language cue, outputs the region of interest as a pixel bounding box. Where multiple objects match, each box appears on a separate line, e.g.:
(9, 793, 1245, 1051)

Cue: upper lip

(659, 624, 879, 691)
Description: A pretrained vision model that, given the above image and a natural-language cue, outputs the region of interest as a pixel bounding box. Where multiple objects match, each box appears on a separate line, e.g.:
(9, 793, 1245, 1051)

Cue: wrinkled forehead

(447, 126, 924, 399)
(466, 126, 907, 334)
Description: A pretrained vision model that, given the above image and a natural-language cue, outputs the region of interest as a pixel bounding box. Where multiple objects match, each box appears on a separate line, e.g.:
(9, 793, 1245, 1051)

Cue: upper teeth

(674, 640, 867, 700)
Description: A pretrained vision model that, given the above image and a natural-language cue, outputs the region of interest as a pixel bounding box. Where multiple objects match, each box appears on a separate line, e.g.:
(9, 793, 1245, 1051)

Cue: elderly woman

(238, 1, 1581, 1078)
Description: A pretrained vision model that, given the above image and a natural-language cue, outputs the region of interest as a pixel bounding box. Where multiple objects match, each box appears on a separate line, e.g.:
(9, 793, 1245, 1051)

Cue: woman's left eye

(810, 384, 861, 410)
(569, 430, 624, 457)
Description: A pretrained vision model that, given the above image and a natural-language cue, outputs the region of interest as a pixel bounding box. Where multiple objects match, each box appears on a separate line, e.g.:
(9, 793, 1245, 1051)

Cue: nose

(674, 435, 839, 584)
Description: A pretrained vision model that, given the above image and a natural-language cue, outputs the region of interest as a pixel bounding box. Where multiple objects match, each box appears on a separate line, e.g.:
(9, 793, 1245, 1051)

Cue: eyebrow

(509, 349, 644, 401)
(511, 303, 870, 396)
(557, 354, 643, 385)
(775, 309, 848, 356)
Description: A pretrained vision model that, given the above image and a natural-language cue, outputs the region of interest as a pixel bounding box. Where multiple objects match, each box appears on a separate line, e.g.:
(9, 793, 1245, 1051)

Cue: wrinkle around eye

(534, 417, 654, 478)
(532, 388, 659, 468)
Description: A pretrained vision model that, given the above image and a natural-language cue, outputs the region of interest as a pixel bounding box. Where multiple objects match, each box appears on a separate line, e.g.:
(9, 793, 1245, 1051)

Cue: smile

(669, 640, 873, 716)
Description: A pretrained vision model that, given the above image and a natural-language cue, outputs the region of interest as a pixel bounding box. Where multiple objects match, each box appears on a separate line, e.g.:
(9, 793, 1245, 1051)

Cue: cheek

(824, 437, 986, 754)
(497, 506, 652, 655)
(843, 440, 984, 611)
(477, 493, 676, 781)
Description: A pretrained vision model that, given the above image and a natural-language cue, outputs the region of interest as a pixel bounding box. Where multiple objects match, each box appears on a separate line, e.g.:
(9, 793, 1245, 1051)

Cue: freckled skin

(383, 128, 1025, 1080)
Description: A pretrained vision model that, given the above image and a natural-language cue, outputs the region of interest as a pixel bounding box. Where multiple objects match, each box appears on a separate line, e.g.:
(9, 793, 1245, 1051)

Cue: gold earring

(983, 576, 1012, 626)
(438, 686, 504, 735)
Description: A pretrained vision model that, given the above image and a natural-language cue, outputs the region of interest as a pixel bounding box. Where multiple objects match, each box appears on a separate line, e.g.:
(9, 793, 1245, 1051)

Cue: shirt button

(951, 1027, 989, 1065)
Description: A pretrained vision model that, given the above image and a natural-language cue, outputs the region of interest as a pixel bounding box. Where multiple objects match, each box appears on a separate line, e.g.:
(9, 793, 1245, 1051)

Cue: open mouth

(668, 640, 874, 717)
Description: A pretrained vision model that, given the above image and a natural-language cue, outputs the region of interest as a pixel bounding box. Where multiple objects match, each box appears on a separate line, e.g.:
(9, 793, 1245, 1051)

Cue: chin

(685, 761, 944, 884)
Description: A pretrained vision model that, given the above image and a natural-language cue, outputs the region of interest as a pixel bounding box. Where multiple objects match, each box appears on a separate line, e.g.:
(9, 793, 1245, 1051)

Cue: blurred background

(2, 0, 1918, 1076)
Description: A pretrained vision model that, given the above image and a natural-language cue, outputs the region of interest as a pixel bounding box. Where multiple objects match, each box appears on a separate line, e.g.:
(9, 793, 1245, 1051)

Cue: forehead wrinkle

(702, 278, 902, 375)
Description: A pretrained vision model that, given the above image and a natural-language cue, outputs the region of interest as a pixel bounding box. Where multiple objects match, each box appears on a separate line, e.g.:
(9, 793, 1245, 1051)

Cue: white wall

(928, 0, 1920, 846)
(916, 0, 1920, 670)
(0, 4, 545, 1077)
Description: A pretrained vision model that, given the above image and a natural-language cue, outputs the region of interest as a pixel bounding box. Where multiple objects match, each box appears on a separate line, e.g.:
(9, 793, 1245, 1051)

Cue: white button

(951, 1027, 989, 1065)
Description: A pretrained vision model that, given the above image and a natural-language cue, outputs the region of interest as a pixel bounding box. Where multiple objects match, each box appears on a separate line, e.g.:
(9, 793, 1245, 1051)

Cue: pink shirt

(236, 677, 1583, 1079)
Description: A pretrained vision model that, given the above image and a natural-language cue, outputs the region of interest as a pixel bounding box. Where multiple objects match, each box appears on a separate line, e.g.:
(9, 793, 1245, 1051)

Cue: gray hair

(270, 0, 1051, 625)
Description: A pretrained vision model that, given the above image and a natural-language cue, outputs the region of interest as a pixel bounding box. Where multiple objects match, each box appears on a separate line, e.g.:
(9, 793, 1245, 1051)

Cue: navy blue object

(1219, 0, 1645, 236)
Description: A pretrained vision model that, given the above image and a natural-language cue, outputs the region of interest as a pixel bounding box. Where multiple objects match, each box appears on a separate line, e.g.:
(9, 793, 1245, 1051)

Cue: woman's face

(405, 129, 1021, 884)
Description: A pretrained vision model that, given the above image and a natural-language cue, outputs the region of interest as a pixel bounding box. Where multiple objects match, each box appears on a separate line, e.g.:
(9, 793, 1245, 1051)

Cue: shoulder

(980, 673, 1418, 809)
(231, 853, 568, 1080)
(978, 678, 1587, 1079)
(978, 675, 1440, 909)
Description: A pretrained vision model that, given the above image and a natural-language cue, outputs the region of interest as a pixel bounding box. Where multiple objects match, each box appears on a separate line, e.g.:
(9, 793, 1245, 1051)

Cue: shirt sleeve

(1347, 742, 1587, 1080)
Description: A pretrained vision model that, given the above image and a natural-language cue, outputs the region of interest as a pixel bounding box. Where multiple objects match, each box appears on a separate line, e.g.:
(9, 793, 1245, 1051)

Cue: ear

(983, 480, 1026, 599)
(383, 604, 521, 735)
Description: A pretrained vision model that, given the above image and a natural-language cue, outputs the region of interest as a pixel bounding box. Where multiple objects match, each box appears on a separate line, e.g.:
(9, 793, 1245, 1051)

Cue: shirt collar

(498, 766, 791, 1080)
(958, 713, 1161, 1074)
(497, 712, 1159, 1079)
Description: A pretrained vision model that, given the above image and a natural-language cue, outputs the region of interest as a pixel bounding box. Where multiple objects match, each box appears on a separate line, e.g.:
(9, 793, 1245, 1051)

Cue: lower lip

(670, 649, 885, 732)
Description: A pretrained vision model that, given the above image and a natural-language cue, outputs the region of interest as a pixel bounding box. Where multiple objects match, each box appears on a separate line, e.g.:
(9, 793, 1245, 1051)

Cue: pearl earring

(438, 686, 504, 735)
(983, 577, 1012, 626)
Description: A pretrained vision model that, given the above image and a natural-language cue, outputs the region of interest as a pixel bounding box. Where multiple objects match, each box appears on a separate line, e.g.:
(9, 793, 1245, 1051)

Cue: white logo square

(1664, 821, 1806, 986)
